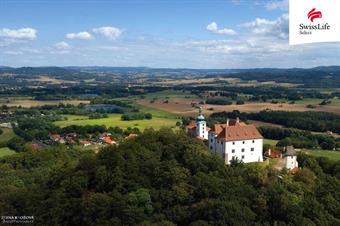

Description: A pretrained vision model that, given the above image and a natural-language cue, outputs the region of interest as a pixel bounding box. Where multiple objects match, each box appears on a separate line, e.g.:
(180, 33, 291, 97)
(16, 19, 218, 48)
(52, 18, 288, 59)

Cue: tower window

(232, 142, 235, 145)
(242, 141, 245, 144)
(242, 155, 245, 159)
(232, 149, 235, 153)
(252, 140, 255, 143)
(241, 148, 245, 152)
(251, 148, 254, 152)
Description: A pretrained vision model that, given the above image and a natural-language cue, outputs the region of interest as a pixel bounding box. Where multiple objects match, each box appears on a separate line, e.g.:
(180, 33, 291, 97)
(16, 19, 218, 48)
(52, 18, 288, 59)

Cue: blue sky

(0, 0, 339, 68)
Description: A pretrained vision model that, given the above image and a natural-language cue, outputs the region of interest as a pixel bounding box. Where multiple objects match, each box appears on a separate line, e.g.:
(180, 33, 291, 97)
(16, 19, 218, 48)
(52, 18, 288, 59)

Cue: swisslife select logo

(299, 8, 330, 35)
(289, 0, 340, 45)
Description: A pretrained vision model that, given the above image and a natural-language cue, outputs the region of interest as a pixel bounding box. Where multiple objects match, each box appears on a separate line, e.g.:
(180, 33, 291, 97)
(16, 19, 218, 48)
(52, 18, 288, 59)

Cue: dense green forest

(209, 111, 340, 133)
(0, 129, 339, 225)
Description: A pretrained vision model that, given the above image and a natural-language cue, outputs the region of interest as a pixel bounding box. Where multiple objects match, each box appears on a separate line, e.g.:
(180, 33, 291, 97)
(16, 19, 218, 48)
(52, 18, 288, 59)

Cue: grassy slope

(304, 149, 340, 161)
(0, 128, 16, 143)
(264, 139, 278, 146)
(0, 147, 16, 158)
(55, 106, 179, 130)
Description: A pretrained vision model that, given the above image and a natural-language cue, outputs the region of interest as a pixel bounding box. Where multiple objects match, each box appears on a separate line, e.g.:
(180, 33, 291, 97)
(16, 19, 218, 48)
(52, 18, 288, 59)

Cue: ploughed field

(137, 98, 340, 116)
(0, 98, 90, 107)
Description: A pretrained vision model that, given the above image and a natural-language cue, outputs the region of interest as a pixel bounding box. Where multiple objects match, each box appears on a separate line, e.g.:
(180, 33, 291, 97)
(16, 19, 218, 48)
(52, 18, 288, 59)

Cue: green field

(0, 128, 16, 143)
(122, 90, 197, 101)
(0, 147, 16, 158)
(264, 139, 278, 146)
(304, 149, 340, 161)
(55, 106, 179, 130)
(293, 97, 340, 106)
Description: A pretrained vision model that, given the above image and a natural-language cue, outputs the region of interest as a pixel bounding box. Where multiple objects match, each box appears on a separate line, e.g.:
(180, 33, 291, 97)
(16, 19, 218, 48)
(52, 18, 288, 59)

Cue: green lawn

(0, 128, 16, 143)
(55, 105, 180, 130)
(0, 147, 16, 158)
(264, 139, 278, 146)
(304, 149, 340, 161)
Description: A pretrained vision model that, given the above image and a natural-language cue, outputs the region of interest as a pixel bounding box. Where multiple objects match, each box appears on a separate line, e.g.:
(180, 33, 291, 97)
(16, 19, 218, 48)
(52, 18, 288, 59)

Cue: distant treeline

(259, 127, 340, 150)
(209, 110, 340, 134)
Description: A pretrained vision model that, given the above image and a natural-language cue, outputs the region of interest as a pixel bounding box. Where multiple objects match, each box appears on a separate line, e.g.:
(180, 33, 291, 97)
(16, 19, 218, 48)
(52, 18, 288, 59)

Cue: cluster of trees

(206, 98, 232, 105)
(88, 113, 108, 119)
(259, 126, 340, 150)
(180, 84, 337, 103)
(0, 129, 339, 225)
(121, 112, 152, 121)
(209, 110, 340, 133)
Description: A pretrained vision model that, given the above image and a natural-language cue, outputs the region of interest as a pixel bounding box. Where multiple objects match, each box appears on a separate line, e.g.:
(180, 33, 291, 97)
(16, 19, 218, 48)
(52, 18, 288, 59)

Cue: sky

(0, 0, 339, 68)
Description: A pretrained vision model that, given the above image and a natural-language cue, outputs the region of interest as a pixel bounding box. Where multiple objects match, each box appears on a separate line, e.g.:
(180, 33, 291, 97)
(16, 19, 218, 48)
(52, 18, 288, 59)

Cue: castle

(186, 108, 263, 164)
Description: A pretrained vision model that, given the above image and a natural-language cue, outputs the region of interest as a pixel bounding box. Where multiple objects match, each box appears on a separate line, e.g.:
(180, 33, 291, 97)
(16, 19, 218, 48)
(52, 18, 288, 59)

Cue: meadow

(0, 128, 16, 143)
(0, 147, 16, 158)
(55, 105, 179, 130)
(304, 149, 340, 161)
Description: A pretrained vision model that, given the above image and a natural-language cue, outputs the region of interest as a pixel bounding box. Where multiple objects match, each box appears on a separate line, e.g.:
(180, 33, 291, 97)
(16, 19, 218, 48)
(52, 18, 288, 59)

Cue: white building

(186, 109, 263, 164)
(208, 118, 263, 164)
(283, 146, 299, 170)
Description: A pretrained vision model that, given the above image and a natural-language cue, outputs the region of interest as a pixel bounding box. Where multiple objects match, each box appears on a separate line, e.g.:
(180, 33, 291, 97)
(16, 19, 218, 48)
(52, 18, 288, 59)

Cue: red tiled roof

(103, 136, 116, 144)
(126, 133, 138, 139)
(265, 149, 281, 158)
(186, 122, 196, 129)
(215, 123, 263, 141)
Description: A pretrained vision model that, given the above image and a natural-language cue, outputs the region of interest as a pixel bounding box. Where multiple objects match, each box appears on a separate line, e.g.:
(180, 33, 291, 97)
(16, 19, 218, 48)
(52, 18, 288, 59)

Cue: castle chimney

(226, 118, 230, 127)
(236, 117, 240, 123)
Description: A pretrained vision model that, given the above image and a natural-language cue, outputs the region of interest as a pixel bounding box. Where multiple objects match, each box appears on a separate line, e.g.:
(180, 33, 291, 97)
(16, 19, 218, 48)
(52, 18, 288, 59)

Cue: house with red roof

(208, 117, 263, 164)
(102, 136, 116, 145)
(79, 140, 91, 147)
(187, 108, 263, 164)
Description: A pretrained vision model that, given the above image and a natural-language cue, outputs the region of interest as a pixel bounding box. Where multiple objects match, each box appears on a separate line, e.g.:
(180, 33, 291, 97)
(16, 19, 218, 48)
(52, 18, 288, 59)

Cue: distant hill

(1, 66, 339, 87)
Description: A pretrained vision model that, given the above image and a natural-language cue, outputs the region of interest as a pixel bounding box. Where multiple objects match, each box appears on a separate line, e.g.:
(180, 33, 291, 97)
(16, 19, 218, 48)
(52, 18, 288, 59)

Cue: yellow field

(0, 99, 90, 107)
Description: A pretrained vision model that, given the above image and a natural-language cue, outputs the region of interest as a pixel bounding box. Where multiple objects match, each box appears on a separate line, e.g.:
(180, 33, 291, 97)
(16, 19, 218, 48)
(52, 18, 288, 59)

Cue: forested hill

(0, 129, 339, 226)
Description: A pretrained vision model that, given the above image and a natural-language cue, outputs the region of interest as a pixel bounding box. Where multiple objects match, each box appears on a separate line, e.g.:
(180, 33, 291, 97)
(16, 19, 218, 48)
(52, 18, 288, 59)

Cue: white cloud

(265, 0, 288, 11)
(54, 41, 71, 49)
(66, 31, 93, 40)
(206, 22, 237, 35)
(242, 14, 288, 39)
(4, 50, 24, 55)
(93, 26, 123, 40)
(0, 28, 37, 40)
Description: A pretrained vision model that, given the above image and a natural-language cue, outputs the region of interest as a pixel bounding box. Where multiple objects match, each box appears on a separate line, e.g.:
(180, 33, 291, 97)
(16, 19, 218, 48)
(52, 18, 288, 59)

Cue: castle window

(242, 155, 245, 159)
(241, 148, 245, 152)
(251, 148, 254, 152)
(232, 149, 235, 153)
(210, 146, 213, 150)
(242, 141, 245, 144)
(232, 142, 235, 145)
(252, 140, 255, 143)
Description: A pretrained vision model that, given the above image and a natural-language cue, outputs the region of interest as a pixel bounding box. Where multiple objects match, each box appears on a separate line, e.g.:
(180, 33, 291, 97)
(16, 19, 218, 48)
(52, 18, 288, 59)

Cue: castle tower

(196, 107, 208, 139)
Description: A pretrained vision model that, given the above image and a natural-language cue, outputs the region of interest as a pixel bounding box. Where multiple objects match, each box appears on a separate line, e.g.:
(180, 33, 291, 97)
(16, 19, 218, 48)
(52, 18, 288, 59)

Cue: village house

(187, 108, 263, 164)
(49, 133, 65, 144)
(79, 140, 91, 147)
(265, 146, 299, 172)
